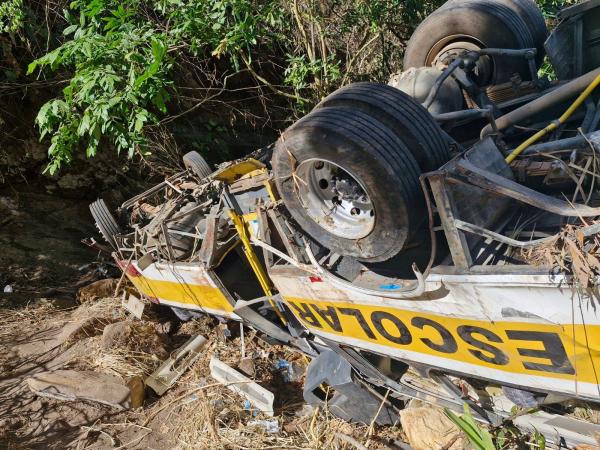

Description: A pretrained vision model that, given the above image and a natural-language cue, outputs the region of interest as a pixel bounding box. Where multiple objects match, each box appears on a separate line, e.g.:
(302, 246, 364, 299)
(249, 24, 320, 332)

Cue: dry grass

(149, 377, 374, 450)
(0, 298, 396, 449)
(135, 320, 387, 450)
(569, 403, 600, 425)
(0, 299, 71, 341)
(87, 343, 164, 379)
(522, 220, 600, 295)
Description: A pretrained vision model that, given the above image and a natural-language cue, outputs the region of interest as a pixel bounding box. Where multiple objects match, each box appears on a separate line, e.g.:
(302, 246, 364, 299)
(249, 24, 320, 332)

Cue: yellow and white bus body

(270, 266, 600, 403)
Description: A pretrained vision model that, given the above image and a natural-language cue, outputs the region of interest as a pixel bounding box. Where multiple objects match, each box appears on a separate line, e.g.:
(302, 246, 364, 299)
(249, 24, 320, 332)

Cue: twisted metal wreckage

(90, 0, 600, 446)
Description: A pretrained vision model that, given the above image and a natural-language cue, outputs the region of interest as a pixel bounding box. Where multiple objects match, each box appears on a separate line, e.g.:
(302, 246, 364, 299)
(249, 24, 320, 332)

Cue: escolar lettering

(411, 316, 457, 353)
(457, 325, 509, 366)
(287, 300, 576, 377)
(311, 304, 342, 332)
(337, 307, 376, 339)
(371, 311, 412, 345)
(506, 330, 575, 375)
(289, 302, 322, 328)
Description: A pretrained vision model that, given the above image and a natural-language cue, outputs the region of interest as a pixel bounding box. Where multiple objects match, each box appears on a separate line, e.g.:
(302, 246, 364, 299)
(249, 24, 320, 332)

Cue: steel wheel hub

(296, 159, 375, 239)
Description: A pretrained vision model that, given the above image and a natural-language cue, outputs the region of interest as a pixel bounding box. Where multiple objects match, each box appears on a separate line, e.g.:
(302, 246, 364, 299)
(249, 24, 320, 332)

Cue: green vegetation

(0, 0, 581, 173)
(537, 0, 578, 18)
(0, 0, 24, 34)
(445, 405, 547, 450)
(5, 0, 445, 173)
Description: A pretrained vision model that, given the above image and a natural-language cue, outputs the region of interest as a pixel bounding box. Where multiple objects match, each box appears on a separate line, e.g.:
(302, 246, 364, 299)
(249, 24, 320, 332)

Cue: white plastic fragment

(209, 356, 275, 416)
(121, 292, 144, 319)
(248, 419, 279, 434)
(146, 335, 207, 395)
(3, 285, 12, 293)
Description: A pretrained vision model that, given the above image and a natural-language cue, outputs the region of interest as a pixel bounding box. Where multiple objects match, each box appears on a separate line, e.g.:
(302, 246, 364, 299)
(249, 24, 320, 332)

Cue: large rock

(26, 370, 132, 410)
(14, 318, 101, 358)
(101, 321, 132, 350)
(399, 403, 469, 450)
(77, 278, 119, 303)
(127, 376, 145, 409)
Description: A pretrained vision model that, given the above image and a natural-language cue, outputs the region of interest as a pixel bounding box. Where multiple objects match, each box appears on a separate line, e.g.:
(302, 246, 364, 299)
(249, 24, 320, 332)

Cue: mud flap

(303, 350, 399, 426)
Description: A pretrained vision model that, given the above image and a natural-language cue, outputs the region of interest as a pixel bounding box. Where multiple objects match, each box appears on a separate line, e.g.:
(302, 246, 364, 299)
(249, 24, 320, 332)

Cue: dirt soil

(0, 186, 108, 292)
(0, 288, 408, 450)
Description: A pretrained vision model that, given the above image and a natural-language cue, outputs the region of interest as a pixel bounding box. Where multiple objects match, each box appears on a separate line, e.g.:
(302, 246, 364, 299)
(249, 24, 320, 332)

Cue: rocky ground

(0, 272, 475, 450)
(0, 186, 119, 294)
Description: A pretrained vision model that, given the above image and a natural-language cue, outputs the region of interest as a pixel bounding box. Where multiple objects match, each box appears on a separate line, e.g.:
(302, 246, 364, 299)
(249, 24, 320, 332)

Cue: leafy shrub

(0, 0, 24, 34)
(22, 0, 451, 173)
(13, 0, 579, 172)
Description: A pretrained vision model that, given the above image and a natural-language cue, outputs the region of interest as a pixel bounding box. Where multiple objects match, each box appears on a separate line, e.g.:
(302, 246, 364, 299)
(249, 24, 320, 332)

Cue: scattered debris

(101, 321, 134, 350)
(122, 292, 145, 319)
(146, 335, 207, 395)
(99, 320, 168, 360)
(3, 285, 12, 293)
(247, 418, 279, 434)
(238, 357, 256, 377)
(274, 358, 305, 382)
(523, 221, 600, 294)
(304, 350, 399, 426)
(127, 376, 145, 408)
(514, 410, 600, 449)
(210, 356, 275, 416)
(1, 297, 391, 449)
(26, 370, 133, 410)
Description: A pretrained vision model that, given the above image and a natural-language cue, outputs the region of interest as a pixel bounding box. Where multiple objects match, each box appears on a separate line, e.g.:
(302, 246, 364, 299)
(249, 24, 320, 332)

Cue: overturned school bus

(91, 0, 600, 446)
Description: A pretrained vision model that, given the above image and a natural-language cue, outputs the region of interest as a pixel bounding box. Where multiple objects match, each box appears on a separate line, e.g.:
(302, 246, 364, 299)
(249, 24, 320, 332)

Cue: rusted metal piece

(80, 237, 113, 255)
(197, 215, 218, 266)
(121, 171, 187, 209)
(228, 170, 270, 193)
(559, 0, 600, 18)
(265, 208, 305, 264)
(160, 222, 176, 261)
(427, 172, 472, 270)
(455, 159, 600, 216)
(454, 219, 557, 248)
(433, 108, 490, 123)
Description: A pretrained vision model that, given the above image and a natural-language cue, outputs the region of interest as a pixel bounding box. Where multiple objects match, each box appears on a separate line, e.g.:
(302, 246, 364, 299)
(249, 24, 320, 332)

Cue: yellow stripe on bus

(128, 275, 234, 313)
(284, 297, 600, 385)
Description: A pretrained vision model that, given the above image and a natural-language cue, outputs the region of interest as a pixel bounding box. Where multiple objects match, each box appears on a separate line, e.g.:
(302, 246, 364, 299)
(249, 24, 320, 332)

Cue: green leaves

(29, 0, 285, 173)
(444, 405, 495, 450)
(28, 0, 471, 172)
(30, 0, 175, 173)
(0, 0, 24, 34)
(444, 404, 547, 450)
(134, 38, 167, 88)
